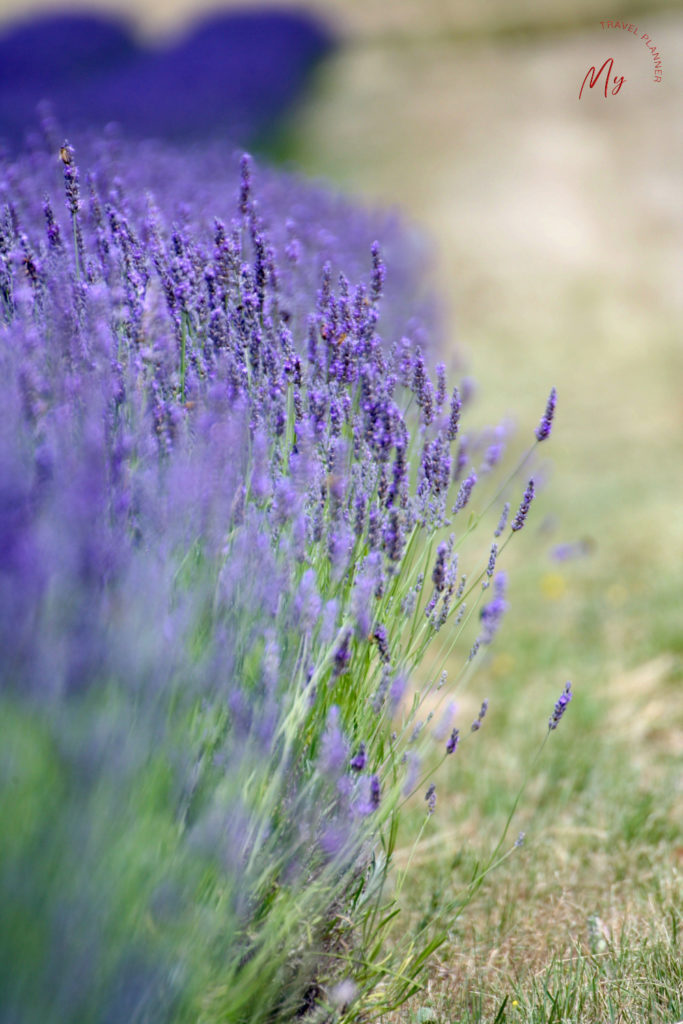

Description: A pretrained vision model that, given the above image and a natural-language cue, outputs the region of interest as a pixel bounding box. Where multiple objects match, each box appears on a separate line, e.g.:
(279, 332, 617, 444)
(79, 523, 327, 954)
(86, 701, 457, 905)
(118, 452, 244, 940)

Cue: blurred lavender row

(0, 9, 333, 147)
(0, 128, 456, 1020)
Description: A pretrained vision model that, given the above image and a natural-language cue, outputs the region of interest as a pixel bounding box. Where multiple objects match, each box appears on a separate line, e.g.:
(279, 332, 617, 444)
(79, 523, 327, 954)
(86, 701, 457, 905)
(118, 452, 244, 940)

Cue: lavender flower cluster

(0, 132, 557, 1022)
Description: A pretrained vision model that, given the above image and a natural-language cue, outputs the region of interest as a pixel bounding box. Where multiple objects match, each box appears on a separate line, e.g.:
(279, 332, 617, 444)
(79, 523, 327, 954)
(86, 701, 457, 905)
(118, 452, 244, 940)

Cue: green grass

(278, 14, 682, 1018)
(371, 501, 682, 1022)
(370, 522, 683, 1022)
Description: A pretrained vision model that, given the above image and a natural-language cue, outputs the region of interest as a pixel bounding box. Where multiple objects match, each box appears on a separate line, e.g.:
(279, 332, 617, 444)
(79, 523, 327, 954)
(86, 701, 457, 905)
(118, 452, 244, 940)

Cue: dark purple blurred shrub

(0, 9, 333, 147)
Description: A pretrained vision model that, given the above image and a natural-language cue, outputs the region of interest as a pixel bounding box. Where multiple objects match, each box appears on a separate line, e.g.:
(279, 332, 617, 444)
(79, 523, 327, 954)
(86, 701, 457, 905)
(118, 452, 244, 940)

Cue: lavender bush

(0, 9, 332, 147)
(0, 133, 561, 1023)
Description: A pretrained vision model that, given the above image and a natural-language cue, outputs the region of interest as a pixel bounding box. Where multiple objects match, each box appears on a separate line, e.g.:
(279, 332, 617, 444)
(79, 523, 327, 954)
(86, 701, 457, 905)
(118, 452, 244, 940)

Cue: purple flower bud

(239, 152, 252, 215)
(470, 698, 489, 732)
(485, 542, 498, 580)
(333, 629, 352, 677)
(60, 141, 80, 215)
(452, 471, 477, 513)
(370, 240, 385, 302)
(402, 750, 420, 795)
(42, 195, 63, 251)
(511, 479, 535, 532)
(320, 706, 348, 774)
(350, 742, 367, 772)
(383, 508, 404, 562)
(452, 438, 468, 483)
(446, 728, 459, 754)
(320, 599, 339, 645)
(551, 539, 593, 562)
(354, 773, 381, 815)
(388, 670, 407, 711)
(425, 783, 436, 814)
(479, 571, 508, 645)
(293, 569, 322, 635)
(370, 774, 381, 809)
(372, 623, 390, 664)
(494, 501, 510, 538)
(431, 541, 448, 592)
(548, 681, 572, 731)
(435, 362, 446, 410)
(535, 386, 557, 442)
(446, 386, 461, 442)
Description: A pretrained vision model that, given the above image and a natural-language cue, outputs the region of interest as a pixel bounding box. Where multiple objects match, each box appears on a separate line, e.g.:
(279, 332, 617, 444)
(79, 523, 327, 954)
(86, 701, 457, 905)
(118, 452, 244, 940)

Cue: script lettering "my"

(579, 58, 626, 98)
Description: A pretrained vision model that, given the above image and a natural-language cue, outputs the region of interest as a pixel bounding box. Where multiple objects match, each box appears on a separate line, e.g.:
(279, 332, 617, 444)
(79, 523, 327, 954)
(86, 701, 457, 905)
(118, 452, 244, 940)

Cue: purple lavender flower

(388, 671, 407, 711)
(535, 386, 557, 442)
(370, 240, 385, 302)
(370, 774, 381, 809)
(494, 501, 510, 538)
(511, 479, 535, 532)
(320, 706, 349, 773)
(293, 569, 322, 635)
(470, 699, 489, 732)
(452, 471, 477, 513)
(354, 773, 381, 815)
(435, 362, 446, 410)
(431, 541, 449, 593)
(551, 538, 593, 562)
(446, 728, 460, 754)
(425, 783, 436, 815)
(548, 681, 573, 731)
(479, 571, 508, 645)
(401, 751, 421, 796)
(446, 386, 461, 442)
(350, 743, 367, 772)
(333, 630, 353, 677)
(484, 542, 498, 581)
(372, 623, 391, 665)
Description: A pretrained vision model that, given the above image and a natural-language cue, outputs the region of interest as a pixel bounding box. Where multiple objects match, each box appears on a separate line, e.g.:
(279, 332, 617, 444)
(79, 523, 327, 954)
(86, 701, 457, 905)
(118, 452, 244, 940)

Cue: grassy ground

(281, 9, 682, 1022)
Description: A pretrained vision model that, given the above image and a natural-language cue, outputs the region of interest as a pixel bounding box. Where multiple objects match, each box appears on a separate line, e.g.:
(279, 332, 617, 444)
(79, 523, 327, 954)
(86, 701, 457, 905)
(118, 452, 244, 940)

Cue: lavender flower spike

(425, 783, 436, 815)
(549, 681, 572, 731)
(350, 743, 367, 772)
(535, 386, 557, 442)
(370, 774, 381, 810)
(445, 728, 459, 754)
(511, 479, 535, 532)
(494, 501, 510, 538)
(470, 699, 489, 732)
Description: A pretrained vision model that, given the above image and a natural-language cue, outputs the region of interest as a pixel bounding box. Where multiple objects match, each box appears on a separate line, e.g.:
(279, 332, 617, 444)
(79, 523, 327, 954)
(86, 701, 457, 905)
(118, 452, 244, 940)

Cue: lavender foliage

(0, 133, 558, 1022)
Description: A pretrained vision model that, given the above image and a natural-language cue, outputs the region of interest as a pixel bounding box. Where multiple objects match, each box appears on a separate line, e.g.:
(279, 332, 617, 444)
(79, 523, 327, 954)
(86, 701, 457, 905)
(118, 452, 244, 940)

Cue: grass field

(282, 9, 682, 1022)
